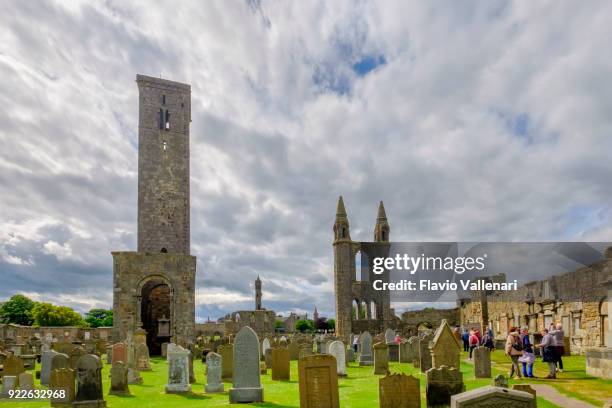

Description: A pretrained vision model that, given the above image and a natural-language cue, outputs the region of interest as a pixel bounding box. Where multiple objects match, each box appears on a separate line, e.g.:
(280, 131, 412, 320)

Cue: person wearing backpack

(505, 326, 523, 378)
(468, 329, 479, 359)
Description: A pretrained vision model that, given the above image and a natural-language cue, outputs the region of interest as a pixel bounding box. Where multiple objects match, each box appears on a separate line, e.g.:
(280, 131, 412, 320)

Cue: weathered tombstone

(379, 373, 420, 408)
(161, 342, 169, 358)
(74, 354, 105, 407)
(374, 342, 389, 375)
(0, 376, 17, 398)
(51, 352, 70, 374)
(205, 352, 224, 393)
(346, 347, 355, 363)
(431, 320, 461, 370)
(111, 343, 126, 367)
(188, 348, 195, 384)
(493, 374, 508, 388)
(299, 345, 314, 360)
(384, 329, 395, 344)
(218, 344, 233, 381)
(18, 372, 34, 391)
(512, 384, 537, 399)
(264, 347, 273, 369)
(451, 386, 536, 408)
(50, 368, 75, 407)
(289, 341, 300, 360)
(259, 361, 267, 374)
(4, 354, 26, 380)
(409, 337, 420, 367)
(262, 338, 271, 360)
(105, 345, 112, 364)
(229, 326, 263, 403)
(21, 354, 36, 370)
(473, 347, 491, 378)
(328, 341, 346, 377)
(324, 340, 333, 354)
(298, 354, 339, 408)
(165, 344, 191, 393)
(68, 347, 85, 370)
(419, 333, 433, 373)
(40, 349, 59, 385)
(109, 361, 130, 396)
(358, 331, 373, 366)
(135, 342, 151, 371)
(426, 365, 465, 408)
(399, 340, 411, 363)
(272, 347, 290, 381)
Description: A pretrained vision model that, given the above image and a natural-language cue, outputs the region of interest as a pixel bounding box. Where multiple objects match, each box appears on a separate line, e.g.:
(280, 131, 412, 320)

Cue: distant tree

(295, 319, 314, 333)
(31, 302, 85, 327)
(274, 320, 284, 330)
(327, 318, 335, 331)
(315, 317, 328, 331)
(0, 294, 35, 325)
(85, 309, 113, 328)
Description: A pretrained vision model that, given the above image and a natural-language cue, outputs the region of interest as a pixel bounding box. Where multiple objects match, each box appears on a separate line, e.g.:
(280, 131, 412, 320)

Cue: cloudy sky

(1, 1, 611, 321)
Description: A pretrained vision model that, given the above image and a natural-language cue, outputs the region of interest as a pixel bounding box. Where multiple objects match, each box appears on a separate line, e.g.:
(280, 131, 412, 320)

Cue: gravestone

(374, 342, 389, 375)
(473, 347, 491, 378)
(205, 352, 224, 393)
(3, 354, 25, 377)
(111, 343, 126, 366)
(328, 341, 347, 376)
(346, 347, 355, 363)
(298, 354, 339, 408)
(50, 367, 75, 407)
(431, 320, 461, 370)
(135, 343, 151, 371)
(399, 340, 411, 363)
(161, 342, 169, 358)
(512, 384, 537, 399)
(265, 347, 273, 369)
(358, 331, 373, 366)
(289, 341, 300, 360)
(229, 326, 263, 403)
(74, 354, 106, 407)
(384, 329, 395, 344)
(426, 365, 465, 408)
(450, 386, 536, 408)
(165, 344, 191, 393)
(262, 338, 271, 361)
(69, 347, 85, 370)
(109, 361, 130, 396)
(105, 345, 112, 364)
(218, 344, 233, 381)
(272, 347, 290, 381)
(1, 376, 17, 398)
(379, 373, 420, 408)
(324, 340, 333, 354)
(494, 374, 508, 388)
(419, 333, 433, 373)
(21, 354, 36, 370)
(41, 349, 59, 385)
(18, 372, 34, 391)
(51, 353, 70, 374)
(299, 345, 314, 360)
(260, 361, 267, 374)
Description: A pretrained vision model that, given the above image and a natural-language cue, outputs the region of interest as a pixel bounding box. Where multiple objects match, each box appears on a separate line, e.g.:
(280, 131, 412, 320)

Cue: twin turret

(333, 196, 390, 243)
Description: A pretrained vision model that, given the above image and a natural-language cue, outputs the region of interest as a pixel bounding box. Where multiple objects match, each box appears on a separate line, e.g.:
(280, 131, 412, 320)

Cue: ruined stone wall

(460, 258, 611, 354)
(225, 310, 276, 338)
(0, 324, 112, 343)
(112, 251, 196, 346)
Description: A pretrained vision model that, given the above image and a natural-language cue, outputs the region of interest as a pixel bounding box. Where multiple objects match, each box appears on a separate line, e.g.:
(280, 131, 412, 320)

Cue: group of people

(505, 323, 565, 379)
(462, 326, 495, 358)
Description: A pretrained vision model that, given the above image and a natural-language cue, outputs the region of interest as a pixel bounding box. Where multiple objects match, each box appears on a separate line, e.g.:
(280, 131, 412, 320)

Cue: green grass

(7, 351, 611, 407)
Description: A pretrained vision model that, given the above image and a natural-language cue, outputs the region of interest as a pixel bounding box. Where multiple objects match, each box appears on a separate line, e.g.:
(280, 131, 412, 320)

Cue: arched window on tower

(352, 300, 359, 320)
(360, 301, 368, 319)
(165, 110, 170, 130)
(355, 251, 361, 281)
(370, 301, 377, 320)
(600, 296, 609, 347)
(159, 109, 164, 130)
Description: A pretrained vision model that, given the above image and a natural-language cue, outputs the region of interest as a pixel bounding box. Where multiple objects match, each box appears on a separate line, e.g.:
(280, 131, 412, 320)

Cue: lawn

(7, 351, 611, 407)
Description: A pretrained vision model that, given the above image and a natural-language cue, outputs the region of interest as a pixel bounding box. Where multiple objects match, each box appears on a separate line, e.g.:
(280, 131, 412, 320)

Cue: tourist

(394, 334, 401, 345)
(481, 330, 495, 351)
(518, 327, 536, 378)
(549, 323, 564, 373)
(537, 328, 556, 379)
(461, 329, 470, 352)
(505, 326, 523, 378)
(468, 329, 479, 359)
(352, 335, 358, 352)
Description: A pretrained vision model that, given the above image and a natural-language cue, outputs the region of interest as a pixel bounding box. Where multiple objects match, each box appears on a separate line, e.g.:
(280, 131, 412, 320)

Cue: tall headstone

(111, 343, 126, 366)
(450, 386, 536, 408)
(384, 329, 395, 344)
(473, 347, 491, 378)
(431, 320, 461, 370)
(328, 341, 347, 376)
(426, 365, 465, 408)
(126, 335, 142, 385)
(399, 340, 411, 363)
(229, 326, 263, 403)
(109, 361, 130, 396)
(165, 344, 191, 393)
(419, 333, 433, 373)
(41, 349, 59, 385)
(298, 355, 339, 408)
(409, 336, 420, 367)
(51, 353, 70, 373)
(135, 342, 151, 371)
(50, 367, 75, 407)
(264, 347, 273, 369)
(218, 344, 234, 381)
(289, 341, 300, 360)
(379, 373, 420, 408)
(346, 347, 355, 363)
(374, 342, 389, 375)
(272, 347, 290, 381)
(74, 354, 106, 407)
(358, 331, 373, 366)
(205, 352, 224, 393)
(262, 338, 271, 361)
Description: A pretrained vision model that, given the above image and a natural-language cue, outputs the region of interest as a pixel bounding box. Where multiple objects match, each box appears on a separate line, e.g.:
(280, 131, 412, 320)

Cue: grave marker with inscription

(229, 326, 263, 403)
(379, 373, 420, 408)
(298, 355, 339, 408)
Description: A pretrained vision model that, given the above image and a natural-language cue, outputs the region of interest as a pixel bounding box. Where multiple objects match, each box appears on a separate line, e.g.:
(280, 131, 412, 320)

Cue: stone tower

(112, 75, 196, 354)
(333, 197, 393, 344)
(255, 275, 262, 310)
(313, 306, 319, 323)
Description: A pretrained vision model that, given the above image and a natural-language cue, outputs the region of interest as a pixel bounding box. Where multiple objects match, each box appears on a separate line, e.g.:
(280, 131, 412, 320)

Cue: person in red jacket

(468, 329, 479, 359)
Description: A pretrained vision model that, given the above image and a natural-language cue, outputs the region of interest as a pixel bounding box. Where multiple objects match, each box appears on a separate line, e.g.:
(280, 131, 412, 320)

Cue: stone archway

(139, 276, 173, 356)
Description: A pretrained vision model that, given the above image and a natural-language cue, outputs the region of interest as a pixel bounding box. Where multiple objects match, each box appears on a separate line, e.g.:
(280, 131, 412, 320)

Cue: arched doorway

(140, 278, 172, 356)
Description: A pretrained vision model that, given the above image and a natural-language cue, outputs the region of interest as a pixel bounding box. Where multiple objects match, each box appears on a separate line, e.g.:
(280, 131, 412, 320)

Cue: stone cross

(205, 352, 224, 393)
(298, 355, 339, 408)
(229, 326, 263, 403)
(379, 373, 420, 408)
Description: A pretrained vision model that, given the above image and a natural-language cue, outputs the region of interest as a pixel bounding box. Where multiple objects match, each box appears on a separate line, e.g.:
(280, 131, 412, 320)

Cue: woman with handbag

(505, 326, 523, 378)
(536, 328, 557, 379)
(518, 327, 536, 378)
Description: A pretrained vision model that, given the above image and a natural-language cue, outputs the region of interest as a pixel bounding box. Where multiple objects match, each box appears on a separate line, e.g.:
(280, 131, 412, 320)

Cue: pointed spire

(336, 196, 347, 218)
(377, 201, 387, 221)
(256, 274, 261, 282)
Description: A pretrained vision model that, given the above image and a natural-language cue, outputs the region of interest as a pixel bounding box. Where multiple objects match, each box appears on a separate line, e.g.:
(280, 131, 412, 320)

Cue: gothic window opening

(159, 109, 164, 130)
(162, 95, 166, 105)
(165, 110, 170, 130)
